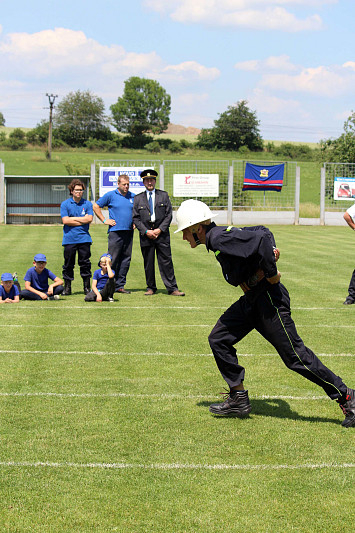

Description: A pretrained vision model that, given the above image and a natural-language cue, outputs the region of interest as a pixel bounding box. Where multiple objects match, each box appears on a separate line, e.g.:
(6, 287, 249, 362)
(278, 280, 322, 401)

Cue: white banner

(173, 174, 219, 197)
(99, 167, 151, 197)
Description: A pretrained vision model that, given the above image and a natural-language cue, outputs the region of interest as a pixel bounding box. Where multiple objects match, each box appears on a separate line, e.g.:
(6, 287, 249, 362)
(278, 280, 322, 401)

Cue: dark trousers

(63, 243, 91, 281)
(20, 285, 64, 300)
(108, 230, 133, 290)
(208, 283, 347, 400)
(141, 241, 178, 293)
(347, 269, 355, 299)
(84, 278, 115, 301)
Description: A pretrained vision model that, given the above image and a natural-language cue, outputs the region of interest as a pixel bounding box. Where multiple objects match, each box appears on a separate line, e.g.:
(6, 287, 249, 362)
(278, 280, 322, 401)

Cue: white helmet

(174, 199, 217, 233)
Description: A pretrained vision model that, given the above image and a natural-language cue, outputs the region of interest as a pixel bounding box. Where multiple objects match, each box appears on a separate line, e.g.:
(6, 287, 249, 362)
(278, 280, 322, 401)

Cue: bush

(145, 141, 161, 153)
(169, 141, 183, 153)
(9, 128, 26, 141)
(6, 138, 27, 150)
(121, 134, 153, 149)
(85, 138, 119, 152)
(0, 131, 6, 144)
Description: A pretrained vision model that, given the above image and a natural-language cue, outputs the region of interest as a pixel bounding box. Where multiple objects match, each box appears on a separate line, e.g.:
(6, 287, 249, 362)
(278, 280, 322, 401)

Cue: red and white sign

(173, 174, 219, 197)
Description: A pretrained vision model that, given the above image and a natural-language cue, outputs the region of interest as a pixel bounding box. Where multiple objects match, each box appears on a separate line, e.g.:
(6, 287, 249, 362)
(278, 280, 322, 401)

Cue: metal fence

(322, 162, 355, 211)
(232, 160, 298, 211)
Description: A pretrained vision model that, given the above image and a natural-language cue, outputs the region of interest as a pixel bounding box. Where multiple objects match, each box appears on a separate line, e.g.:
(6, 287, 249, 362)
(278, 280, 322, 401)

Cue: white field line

(0, 391, 339, 400)
(0, 349, 353, 358)
(0, 324, 354, 328)
(7, 306, 348, 311)
(0, 460, 353, 471)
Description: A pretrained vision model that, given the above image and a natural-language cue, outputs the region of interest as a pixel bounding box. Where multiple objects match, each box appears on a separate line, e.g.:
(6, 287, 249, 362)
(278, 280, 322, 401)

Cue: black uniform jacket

(205, 223, 278, 293)
(132, 189, 173, 246)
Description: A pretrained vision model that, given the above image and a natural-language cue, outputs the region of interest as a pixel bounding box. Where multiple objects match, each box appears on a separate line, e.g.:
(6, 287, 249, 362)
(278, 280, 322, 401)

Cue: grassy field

(0, 224, 354, 532)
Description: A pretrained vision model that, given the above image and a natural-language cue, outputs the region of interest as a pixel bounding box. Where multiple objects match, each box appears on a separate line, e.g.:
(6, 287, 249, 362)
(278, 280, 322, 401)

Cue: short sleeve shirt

(346, 202, 355, 221)
(24, 267, 57, 292)
(61, 197, 93, 245)
(0, 285, 19, 300)
(93, 268, 115, 291)
(96, 189, 135, 232)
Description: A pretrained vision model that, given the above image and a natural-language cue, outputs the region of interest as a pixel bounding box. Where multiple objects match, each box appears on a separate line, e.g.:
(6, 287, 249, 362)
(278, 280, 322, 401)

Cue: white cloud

(235, 54, 297, 72)
(249, 87, 305, 115)
(159, 61, 220, 81)
(174, 92, 209, 106)
(143, 0, 333, 31)
(261, 65, 355, 97)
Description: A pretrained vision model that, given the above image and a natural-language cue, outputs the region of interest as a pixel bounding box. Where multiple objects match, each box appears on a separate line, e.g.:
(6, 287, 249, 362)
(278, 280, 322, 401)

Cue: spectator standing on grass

(174, 199, 355, 428)
(93, 175, 134, 295)
(132, 169, 184, 296)
(343, 201, 355, 305)
(61, 179, 93, 296)
(20, 254, 64, 301)
(0, 273, 20, 303)
(84, 253, 115, 303)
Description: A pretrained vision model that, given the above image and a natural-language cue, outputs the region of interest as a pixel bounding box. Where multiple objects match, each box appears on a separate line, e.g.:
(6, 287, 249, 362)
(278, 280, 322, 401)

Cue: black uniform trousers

(140, 238, 178, 293)
(63, 243, 91, 281)
(208, 282, 347, 400)
(84, 278, 115, 301)
(108, 230, 133, 291)
(347, 269, 355, 299)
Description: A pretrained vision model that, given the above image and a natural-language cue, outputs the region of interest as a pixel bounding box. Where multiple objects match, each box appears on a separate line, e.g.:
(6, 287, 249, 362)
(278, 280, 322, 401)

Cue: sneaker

(108, 297, 114, 302)
(209, 389, 252, 417)
(337, 388, 355, 427)
(53, 295, 60, 300)
(12, 272, 18, 282)
(343, 297, 355, 305)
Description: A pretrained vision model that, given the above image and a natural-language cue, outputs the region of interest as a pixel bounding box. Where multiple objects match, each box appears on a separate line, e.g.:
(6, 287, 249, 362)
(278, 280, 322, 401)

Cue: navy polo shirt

(61, 198, 93, 245)
(96, 189, 135, 232)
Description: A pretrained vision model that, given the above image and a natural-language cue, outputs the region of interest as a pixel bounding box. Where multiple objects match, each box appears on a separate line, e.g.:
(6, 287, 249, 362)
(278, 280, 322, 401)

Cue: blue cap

(34, 253, 47, 262)
(1, 273, 13, 281)
(98, 253, 112, 266)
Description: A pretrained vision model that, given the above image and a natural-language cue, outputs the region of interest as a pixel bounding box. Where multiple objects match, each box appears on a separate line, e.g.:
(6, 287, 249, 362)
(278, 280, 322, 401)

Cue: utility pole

(46, 93, 57, 160)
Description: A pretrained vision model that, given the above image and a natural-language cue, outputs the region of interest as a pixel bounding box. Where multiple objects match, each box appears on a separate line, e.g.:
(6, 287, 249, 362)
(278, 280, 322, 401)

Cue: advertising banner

(173, 174, 219, 197)
(99, 167, 150, 197)
(333, 177, 355, 200)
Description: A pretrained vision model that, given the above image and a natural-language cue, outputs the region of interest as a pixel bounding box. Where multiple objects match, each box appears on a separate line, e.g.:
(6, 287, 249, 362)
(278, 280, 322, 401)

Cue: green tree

(320, 111, 355, 163)
(197, 100, 263, 152)
(54, 90, 111, 147)
(0, 111, 5, 126)
(110, 77, 171, 138)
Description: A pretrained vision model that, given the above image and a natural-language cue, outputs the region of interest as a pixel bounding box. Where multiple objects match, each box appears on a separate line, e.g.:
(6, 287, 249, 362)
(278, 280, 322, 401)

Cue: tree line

(0, 76, 354, 162)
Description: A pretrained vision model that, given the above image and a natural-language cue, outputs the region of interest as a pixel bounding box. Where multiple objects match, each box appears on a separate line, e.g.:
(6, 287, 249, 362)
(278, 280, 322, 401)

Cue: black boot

(63, 280, 71, 296)
(209, 389, 252, 417)
(83, 277, 91, 295)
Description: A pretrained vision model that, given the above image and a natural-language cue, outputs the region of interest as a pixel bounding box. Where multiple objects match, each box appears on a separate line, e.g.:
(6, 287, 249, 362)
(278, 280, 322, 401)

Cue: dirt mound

(163, 123, 201, 135)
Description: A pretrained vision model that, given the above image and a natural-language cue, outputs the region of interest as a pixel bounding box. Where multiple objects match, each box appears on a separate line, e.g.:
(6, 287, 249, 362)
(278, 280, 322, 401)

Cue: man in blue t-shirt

(20, 253, 64, 300)
(60, 179, 93, 295)
(0, 272, 20, 303)
(93, 174, 135, 294)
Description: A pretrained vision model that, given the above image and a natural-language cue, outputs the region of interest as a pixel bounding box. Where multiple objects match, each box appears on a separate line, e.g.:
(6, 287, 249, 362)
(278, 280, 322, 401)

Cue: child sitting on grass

(20, 253, 64, 301)
(0, 273, 20, 303)
(85, 253, 115, 302)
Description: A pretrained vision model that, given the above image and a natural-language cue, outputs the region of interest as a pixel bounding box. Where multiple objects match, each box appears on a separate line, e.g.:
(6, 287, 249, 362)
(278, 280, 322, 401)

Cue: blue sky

(0, 0, 354, 142)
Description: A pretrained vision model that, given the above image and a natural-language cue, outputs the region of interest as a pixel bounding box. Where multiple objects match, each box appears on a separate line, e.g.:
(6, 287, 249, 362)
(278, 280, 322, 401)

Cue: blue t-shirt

(93, 268, 115, 291)
(96, 189, 135, 232)
(0, 285, 19, 300)
(61, 197, 93, 245)
(24, 267, 57, 292)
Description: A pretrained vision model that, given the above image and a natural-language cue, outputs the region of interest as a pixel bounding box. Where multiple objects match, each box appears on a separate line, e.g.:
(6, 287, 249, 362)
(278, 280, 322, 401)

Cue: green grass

(0, 224, 354, 532)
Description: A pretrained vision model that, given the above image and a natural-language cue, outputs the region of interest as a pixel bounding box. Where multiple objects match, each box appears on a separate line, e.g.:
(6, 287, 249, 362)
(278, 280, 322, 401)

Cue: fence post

(227, 164, 233, 225)
(159, 163, 164, 190)
(90, 163, 96, 203)
(320, 166, 325, 226)
(294, 165, 300, 225)
(0, 162, 4, 224)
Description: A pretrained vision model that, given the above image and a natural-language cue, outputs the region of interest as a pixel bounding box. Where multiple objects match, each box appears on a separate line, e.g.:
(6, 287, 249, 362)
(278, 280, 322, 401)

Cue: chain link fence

(322, 162, 355, 211)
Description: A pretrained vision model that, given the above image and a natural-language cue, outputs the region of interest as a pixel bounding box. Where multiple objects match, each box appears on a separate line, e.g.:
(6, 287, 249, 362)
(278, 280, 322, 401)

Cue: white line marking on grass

(0, 350, 353, 358)
(8, 306, 346, 311)
(0, 392, 334, 401)
(1, 324, 354, 329)
(0, 461, 353, 471)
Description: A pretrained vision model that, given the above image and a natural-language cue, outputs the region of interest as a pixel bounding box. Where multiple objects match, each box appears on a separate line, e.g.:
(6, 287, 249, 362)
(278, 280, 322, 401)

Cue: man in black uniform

(175, 199, 355, 428)
(133, 169, 184, 296)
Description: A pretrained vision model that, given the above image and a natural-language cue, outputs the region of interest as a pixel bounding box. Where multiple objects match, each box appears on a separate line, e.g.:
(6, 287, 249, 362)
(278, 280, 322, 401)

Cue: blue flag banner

(243, 163, 285, 192)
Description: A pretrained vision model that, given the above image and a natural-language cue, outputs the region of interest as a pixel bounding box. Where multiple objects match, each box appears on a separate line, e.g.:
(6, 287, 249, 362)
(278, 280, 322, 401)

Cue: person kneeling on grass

(84, 253, 115, 303)
(175, 199, 355, 428)
(0, 273, 20, 303)
(20, 253, 64, 301)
